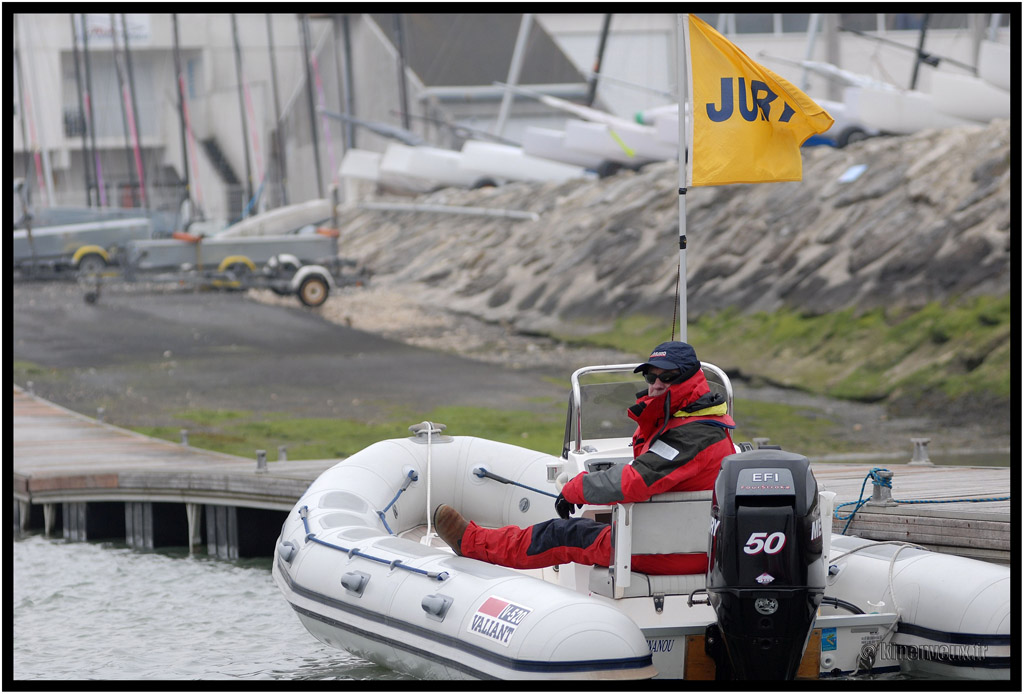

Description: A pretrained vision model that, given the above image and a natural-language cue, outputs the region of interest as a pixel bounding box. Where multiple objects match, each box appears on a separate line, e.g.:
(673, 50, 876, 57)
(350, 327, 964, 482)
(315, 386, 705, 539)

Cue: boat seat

(590, 490, 713, 600)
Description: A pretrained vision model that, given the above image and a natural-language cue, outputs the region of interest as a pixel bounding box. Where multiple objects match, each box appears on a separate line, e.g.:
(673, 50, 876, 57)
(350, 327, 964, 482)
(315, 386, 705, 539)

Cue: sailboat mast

(310, 47, 338, 188)
(120, 14, 149, 210)
(70, 15, 95, 206)
(14, 22, 39, 269)
(81, 14, 107, 207)
(393, 14, 411, 132)
(231, 14, 256, 218)
(300, 14, 325, 199)
(910, 14, 931, 90)
(172, 14, 192, 221)
(14, 18, 38, 208)
(109, 14, 140, 207)
(339, 14, 357, 150)
(495, 13, 532, 138)
(18, 16, 56, 207)
(585, 14, 613, 107)
(266, 14, 289, 206)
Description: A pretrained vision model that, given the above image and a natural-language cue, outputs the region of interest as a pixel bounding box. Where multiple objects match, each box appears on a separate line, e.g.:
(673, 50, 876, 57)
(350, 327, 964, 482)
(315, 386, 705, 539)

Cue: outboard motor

(706, 449, 825, 680)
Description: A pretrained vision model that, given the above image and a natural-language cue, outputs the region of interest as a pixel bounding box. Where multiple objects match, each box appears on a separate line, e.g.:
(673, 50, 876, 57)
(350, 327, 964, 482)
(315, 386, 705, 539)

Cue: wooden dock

(12, 387, 1011, 563)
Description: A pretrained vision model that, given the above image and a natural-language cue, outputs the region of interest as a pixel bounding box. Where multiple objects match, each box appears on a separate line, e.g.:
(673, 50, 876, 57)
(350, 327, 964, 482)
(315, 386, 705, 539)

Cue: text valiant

(468, 596, 532, 647)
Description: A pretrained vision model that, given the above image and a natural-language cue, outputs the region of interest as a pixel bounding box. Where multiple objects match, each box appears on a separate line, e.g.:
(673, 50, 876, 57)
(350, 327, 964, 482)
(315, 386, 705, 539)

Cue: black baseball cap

(634, 341, 700, 379)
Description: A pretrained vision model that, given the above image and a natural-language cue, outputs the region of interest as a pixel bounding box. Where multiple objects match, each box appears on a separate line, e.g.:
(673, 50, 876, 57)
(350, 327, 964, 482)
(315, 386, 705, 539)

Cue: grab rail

(298, 505, 449, 581)
(377, 469, 419, 535)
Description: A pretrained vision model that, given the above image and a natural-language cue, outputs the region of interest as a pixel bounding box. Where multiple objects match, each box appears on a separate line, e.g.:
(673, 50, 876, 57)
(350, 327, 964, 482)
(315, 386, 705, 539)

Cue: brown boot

(433, 504, 469, 556)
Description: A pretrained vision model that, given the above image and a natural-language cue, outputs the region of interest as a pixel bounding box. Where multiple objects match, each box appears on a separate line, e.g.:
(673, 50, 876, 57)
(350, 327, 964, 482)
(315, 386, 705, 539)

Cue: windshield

(562, 373, 645, 456)
(561, 364, 733, 457)
(579, 380, 643, 440)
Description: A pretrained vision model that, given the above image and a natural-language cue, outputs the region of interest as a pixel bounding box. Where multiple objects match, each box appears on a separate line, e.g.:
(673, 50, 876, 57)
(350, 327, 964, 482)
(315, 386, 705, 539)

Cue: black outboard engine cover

(706, 449, 825, 680)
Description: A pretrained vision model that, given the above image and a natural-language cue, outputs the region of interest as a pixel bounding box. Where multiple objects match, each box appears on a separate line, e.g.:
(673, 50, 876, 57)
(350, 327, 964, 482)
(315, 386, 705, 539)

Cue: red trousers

(461, 518, 707, 575)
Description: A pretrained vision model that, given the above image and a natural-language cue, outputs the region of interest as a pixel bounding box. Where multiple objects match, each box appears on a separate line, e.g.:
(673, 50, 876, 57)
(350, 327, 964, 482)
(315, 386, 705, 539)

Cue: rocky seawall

(333, 119, 1011, 338)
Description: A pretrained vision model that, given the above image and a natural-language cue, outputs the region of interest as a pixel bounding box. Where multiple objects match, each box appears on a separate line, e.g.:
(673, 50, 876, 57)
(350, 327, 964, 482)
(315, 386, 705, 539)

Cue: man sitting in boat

(434, 340, 736, 575)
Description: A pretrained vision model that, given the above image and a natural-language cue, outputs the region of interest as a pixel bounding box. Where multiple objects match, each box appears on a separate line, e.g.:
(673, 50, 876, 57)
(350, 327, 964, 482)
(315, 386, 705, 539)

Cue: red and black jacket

(561, 368, 735, 505)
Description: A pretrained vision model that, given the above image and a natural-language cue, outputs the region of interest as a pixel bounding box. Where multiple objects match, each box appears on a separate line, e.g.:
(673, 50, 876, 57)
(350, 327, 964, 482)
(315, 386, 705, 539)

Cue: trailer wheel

(223, 262, 254, 291)
(836, 126, 870, 148)
(298, 275, 330, 307)
(77, 253, 107, 276)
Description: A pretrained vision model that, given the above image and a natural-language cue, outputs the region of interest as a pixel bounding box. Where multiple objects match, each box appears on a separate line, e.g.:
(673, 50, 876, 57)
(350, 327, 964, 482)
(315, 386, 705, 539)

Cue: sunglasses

(643, 370, 681, 385)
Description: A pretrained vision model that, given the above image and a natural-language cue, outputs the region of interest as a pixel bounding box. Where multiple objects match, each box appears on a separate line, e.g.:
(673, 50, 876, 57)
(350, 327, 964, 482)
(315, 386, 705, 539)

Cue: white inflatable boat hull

(273, 436, 657, 679)
(275, 434, 1011, 680)
(823, 534, 1011, 679)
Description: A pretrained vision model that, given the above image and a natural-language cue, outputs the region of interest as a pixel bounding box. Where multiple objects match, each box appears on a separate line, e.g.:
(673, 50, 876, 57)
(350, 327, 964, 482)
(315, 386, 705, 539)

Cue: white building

(12, 12, 1011, 227)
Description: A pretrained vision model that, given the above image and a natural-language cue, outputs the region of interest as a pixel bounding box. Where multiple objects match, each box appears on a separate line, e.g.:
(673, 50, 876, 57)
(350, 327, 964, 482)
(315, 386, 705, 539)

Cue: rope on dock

(833, 468, 1011, 535)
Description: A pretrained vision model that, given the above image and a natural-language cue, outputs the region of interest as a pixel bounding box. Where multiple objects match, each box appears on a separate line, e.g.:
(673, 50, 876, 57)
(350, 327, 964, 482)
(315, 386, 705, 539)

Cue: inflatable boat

(273, 363, 1011, 680)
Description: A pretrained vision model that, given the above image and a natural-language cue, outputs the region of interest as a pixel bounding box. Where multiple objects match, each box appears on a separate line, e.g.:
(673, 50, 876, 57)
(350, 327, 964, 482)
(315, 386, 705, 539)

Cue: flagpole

(676, 14, 690, 342)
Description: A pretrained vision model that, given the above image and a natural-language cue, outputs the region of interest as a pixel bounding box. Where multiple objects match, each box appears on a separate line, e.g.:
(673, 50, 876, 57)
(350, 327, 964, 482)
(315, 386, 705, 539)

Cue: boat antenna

(675, 15, 690, 341)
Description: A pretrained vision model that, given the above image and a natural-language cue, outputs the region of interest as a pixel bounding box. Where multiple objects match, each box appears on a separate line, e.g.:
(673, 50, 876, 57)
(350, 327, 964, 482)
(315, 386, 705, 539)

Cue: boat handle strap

(377, 469, 419, 535)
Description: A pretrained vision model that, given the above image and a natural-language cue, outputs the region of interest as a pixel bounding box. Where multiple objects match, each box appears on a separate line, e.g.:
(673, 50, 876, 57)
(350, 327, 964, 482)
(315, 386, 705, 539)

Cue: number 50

(743, 531, 786, 554)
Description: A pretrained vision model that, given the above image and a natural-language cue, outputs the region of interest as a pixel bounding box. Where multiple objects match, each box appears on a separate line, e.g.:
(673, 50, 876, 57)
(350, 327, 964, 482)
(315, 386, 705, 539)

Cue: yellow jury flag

(685, 14, 834, 187)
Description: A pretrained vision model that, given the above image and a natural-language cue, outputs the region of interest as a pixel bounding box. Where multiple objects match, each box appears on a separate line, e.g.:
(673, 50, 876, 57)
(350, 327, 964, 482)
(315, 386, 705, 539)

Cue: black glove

(554, 492, 578, 519)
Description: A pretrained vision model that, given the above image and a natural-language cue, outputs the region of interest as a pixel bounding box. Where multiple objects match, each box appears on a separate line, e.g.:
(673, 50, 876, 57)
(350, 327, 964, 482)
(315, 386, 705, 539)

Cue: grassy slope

(16, 296, 1009, 460)
(562, 295, 1012, 412)
(129, 404, 569, 462)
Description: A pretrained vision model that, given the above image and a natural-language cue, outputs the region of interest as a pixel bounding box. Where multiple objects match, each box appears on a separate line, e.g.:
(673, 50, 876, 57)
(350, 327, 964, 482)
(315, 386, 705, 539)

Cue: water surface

(13, 534, 411, 681)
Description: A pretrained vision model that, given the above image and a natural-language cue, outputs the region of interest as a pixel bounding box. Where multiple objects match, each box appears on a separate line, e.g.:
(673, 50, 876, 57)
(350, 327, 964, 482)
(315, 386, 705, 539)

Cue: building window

(187, 59, 198, 99)
(64, 109, 86, 137)
(781, 14, 810, 33)
(839, 14, 882, 33)
(734, 14, 774, 34)
(694, 14, 721, 31)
